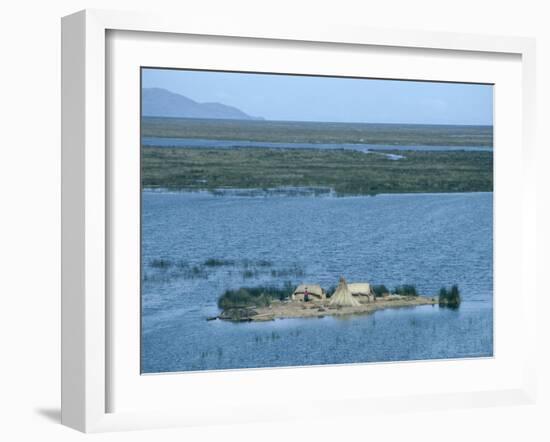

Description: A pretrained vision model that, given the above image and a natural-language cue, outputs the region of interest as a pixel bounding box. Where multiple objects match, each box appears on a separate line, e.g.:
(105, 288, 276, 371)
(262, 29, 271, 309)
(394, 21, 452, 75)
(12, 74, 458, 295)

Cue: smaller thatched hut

(348, 283, 375, 303)
(292, 284, 325, 301)
(329, 277, 361, 307)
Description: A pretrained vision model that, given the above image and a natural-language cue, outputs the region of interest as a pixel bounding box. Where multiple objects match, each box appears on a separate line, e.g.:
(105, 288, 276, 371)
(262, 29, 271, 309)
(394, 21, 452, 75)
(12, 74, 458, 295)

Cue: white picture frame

(61, 9, 537, 433)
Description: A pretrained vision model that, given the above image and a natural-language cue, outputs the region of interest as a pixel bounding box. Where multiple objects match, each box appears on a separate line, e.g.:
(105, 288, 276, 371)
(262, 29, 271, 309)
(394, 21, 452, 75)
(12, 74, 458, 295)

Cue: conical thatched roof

(329, 277, 360, 307)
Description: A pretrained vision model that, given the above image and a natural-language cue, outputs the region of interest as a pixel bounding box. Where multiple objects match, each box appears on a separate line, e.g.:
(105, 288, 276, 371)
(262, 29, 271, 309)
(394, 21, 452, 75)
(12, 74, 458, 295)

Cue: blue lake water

(141, 191, 493, 373)
(142, 136, 492, 154)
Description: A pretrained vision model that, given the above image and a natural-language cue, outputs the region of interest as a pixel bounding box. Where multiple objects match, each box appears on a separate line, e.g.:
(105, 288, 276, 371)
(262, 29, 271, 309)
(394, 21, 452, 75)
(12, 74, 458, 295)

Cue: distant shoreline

(142, 115, 494, 130)
(142, 117, 493, 147)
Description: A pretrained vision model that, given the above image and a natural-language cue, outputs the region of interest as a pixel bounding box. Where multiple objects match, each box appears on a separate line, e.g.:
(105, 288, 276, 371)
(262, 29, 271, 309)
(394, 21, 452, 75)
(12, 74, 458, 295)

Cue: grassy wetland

(141, 118, 492, 195)
(142, 146, 492, 195)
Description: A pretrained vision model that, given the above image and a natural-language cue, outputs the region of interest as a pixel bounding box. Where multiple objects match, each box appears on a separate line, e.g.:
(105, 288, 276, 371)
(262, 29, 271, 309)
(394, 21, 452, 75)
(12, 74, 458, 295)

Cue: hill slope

(142, 88, 262, 120)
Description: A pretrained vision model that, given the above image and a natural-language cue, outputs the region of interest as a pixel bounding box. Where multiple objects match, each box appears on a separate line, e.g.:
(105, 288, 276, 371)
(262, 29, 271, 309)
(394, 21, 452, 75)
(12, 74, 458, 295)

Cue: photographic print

(140, 68, 493, 374)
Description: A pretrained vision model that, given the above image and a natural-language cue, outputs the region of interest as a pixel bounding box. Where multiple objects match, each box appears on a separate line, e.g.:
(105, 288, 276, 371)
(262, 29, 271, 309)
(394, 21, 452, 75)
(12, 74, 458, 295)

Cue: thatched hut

(329, 277, 361, 307)
(348, 283, 375, 303)
(292, 284, 325, 301)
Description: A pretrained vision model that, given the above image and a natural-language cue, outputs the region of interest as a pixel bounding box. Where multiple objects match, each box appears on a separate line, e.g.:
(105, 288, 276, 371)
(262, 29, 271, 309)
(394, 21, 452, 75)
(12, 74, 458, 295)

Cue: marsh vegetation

(393, 285, 418, 297)
(439, 285, 462, 308)
(217, 283, 295, 310)
(144, 257, 305, 283)
(142, 146, 493, 195)
(371, 285, 390, 298)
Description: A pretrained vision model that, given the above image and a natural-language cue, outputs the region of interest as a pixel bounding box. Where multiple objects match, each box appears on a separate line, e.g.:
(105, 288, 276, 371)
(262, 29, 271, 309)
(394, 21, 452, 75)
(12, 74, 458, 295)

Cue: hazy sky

(142, 68, 493, 125)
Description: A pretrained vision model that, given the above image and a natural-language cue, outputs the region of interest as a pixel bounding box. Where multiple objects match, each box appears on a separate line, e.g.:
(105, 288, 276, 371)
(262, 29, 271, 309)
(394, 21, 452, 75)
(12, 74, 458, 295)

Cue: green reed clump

(256, 260, 273, 267)
(149, 258, 173, 269)
(240, 259, 273, 268)
(242, 269, 258, 279)
(203, 258, 235, 267)
(371, 284, 390, 298)
(218, 282, 294, 309)
(218, 288, 271, 309)
(438, 285, 461, 308)
(182, 265, 208, 279)
(394, 284, 418, 297)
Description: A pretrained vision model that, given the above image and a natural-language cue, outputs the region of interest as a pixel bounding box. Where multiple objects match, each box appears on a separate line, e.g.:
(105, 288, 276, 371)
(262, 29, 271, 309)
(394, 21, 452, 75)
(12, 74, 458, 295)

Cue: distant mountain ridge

(142, 88, 263, 120)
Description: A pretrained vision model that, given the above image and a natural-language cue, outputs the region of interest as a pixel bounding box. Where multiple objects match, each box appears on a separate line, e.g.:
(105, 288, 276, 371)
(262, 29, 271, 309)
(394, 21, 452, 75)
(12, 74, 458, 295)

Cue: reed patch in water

(218, 283, 294, 309)
(438, 285, 461, 308)
(203, 258, 236, 267)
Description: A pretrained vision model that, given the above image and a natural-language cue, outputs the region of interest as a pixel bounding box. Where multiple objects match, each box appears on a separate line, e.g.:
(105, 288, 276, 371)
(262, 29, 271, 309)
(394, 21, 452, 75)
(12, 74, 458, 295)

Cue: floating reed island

(212, 277, 461, 322)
